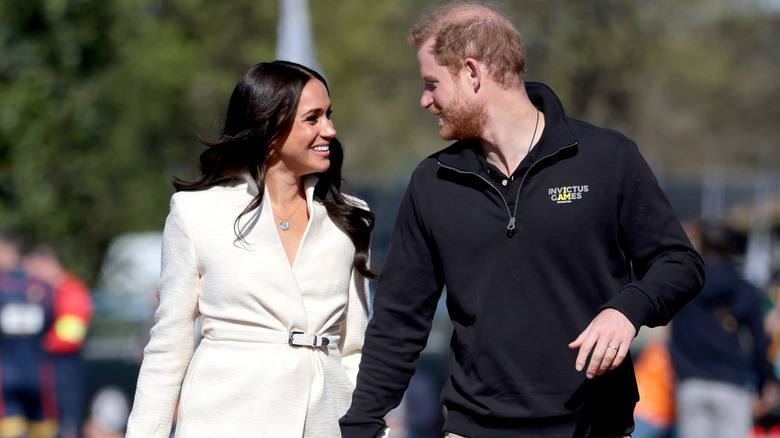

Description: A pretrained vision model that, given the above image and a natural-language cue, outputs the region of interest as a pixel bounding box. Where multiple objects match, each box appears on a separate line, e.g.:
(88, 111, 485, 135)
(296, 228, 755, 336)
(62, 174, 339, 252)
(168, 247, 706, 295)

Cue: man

(23, 244, 94, 438)
(0, 233, 58, 438)
(340, 3, 704, 437)
(670, 222, 778, 438)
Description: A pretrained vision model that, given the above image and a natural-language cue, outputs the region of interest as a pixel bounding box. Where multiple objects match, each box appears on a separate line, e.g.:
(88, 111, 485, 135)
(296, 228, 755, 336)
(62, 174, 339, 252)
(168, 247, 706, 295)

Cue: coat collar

(232, 173, 321, 243)
(237, 172, 319, 202)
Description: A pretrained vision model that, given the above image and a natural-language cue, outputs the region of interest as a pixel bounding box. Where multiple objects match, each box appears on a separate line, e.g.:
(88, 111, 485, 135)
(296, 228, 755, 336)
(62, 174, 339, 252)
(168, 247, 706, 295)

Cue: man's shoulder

(412, 140, 476, 173)
(567, 117, 632, 146)
(406, 148, 445, 178)
(560, 117, 644, 164)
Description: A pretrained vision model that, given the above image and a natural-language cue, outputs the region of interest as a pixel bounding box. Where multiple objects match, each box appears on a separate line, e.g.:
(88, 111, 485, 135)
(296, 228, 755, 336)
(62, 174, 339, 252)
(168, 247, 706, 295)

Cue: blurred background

(1, 0, 779, 437)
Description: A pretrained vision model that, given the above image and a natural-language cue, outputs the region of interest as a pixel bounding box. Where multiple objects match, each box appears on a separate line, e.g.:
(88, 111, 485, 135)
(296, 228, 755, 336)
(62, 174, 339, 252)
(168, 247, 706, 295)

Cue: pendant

(279, 220, 290, 231)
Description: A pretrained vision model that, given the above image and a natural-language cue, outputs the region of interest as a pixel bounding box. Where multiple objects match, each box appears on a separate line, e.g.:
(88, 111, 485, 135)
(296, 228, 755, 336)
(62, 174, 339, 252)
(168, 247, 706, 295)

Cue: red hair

(408, 2, 526, 88)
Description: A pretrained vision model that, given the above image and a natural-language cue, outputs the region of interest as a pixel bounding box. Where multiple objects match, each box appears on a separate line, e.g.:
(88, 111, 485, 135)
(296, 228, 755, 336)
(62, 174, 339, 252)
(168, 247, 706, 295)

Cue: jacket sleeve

(339, 265, 371, 388)
(126, 194, 201, 438)
(604, 141, 705, 331)
(340, 173, 444, 438)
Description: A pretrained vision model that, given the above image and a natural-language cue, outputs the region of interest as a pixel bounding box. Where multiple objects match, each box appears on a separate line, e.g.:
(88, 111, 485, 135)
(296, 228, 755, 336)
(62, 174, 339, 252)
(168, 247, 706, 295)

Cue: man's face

(417, 41, 486, 141)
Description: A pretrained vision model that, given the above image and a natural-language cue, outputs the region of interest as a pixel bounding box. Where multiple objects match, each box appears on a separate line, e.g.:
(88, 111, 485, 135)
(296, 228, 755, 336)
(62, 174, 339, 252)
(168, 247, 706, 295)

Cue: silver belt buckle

(288, 330, 329, 347)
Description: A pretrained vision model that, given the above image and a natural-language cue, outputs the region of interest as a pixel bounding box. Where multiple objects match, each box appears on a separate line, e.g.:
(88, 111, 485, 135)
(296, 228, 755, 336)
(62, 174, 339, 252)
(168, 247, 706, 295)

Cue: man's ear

(464, 58, 481, 93)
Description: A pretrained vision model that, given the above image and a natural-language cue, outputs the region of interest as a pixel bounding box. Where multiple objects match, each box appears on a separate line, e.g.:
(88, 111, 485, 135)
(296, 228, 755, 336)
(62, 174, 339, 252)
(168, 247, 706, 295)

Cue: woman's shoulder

(170, 179, 252, 210)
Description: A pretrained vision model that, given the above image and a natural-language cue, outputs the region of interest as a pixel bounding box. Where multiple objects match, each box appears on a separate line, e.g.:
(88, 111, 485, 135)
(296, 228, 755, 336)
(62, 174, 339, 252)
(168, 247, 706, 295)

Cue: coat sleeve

(339, 265, 370, 388)
(126, 194, 201, 438)
(604, 141, 705, 330)
(340, 174, 444, 438)
(338, 196, 373, 387)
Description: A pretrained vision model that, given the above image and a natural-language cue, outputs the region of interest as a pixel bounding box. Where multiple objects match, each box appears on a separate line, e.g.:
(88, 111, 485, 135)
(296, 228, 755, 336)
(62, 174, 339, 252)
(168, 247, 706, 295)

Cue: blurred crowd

(633, 220, 780, 438)
(0, 232, 100, 438)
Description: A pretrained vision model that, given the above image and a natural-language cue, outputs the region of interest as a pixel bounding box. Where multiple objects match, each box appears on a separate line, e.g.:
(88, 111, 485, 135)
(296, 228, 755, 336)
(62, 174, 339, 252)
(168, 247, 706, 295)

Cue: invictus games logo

(549, 185, 589, 203)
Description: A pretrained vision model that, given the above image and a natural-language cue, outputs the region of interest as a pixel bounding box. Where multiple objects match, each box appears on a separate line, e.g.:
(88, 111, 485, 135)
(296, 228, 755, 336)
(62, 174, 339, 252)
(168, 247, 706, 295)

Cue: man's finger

(594, 343, 620, 375)
(573, 332, 596, 373)
(608, 344, 628, 371)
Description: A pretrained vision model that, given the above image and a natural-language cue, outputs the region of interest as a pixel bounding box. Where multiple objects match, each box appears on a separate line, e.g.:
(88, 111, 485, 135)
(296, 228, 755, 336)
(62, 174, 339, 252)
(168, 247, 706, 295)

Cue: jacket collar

(437, 81, 578, 171)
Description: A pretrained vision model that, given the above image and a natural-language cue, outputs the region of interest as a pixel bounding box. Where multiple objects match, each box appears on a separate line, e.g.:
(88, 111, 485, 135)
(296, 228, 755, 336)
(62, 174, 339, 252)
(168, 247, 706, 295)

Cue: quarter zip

(437, 161, 515, 228)
(437, 141, 578, 232)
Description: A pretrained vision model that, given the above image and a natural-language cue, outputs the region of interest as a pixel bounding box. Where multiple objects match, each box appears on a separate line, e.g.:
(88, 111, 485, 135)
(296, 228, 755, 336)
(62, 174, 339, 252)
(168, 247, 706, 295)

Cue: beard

(433, 89, 488, 141)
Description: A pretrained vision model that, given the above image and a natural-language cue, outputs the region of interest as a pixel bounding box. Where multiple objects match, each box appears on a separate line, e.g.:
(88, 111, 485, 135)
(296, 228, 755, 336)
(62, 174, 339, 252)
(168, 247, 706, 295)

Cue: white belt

(288, 331, 329, 347)
(203, 327, 336, 349)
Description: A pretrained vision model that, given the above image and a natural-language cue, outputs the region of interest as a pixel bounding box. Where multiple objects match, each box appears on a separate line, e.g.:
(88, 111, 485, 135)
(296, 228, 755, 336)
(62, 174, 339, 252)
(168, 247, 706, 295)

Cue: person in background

(82, 386, 129, 438)
(632, 327, 676, 438)
(126, 60, 376, 437)
(22, 244, 94, 438)
(670, 221, 779, 438)
(340, 2, 704, 437)
(0, 232, 58, 438)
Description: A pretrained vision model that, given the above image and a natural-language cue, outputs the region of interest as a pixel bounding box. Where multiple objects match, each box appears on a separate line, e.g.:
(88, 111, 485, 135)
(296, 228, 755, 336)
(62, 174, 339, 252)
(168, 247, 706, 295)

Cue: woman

(126, 61, 376, 437)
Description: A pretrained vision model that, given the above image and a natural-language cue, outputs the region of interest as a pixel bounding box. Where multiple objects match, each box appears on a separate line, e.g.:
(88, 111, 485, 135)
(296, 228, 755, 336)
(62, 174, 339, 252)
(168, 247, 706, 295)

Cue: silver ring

(608, 345, 619, 350)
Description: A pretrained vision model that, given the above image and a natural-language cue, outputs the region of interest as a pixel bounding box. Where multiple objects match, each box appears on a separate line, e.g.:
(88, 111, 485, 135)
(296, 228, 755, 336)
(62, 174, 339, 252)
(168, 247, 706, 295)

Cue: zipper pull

(507, 217, 516, 231)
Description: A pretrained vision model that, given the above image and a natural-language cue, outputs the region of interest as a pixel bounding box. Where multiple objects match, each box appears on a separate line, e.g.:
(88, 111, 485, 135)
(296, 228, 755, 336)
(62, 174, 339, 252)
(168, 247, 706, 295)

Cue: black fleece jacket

(340, 82, 704, 438)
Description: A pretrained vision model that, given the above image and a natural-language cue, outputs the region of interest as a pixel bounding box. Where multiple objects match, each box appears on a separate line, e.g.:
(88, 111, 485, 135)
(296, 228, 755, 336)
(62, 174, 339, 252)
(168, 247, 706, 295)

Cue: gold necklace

(273, 197, 305, 231)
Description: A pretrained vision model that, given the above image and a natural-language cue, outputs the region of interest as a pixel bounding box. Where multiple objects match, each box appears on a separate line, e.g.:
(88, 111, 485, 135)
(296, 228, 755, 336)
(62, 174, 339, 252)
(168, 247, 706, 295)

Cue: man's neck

(479, 94, 544, 178)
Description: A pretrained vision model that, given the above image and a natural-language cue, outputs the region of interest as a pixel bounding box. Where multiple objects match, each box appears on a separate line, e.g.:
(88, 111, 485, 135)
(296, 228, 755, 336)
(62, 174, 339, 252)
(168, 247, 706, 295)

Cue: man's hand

(568, 308, 636, 379)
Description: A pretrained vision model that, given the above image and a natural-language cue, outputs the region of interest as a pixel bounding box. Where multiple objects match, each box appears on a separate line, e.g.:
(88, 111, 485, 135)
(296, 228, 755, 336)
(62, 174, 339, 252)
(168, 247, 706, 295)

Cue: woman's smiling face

(268, 78, 336, 177)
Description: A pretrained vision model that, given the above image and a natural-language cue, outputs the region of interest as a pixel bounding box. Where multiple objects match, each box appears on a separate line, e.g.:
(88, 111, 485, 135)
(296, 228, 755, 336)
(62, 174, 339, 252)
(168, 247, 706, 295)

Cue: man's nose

(420, 90, 433, 109)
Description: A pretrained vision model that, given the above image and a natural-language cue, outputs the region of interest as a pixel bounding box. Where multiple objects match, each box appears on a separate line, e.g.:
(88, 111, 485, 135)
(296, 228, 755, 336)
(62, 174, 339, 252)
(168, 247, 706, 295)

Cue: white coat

(126, 175, 370, 437)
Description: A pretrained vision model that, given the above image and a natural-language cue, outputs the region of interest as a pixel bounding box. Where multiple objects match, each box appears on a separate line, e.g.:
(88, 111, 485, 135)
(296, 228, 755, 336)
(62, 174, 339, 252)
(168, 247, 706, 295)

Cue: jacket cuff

(339, 420, 387, 438)
(600, 285, 654, 333)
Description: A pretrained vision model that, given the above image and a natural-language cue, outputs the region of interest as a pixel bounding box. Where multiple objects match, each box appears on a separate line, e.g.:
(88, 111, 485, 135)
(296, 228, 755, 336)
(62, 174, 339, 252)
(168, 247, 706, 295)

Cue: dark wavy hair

(174, 60, 376, 279)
